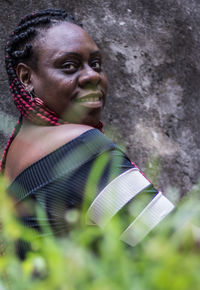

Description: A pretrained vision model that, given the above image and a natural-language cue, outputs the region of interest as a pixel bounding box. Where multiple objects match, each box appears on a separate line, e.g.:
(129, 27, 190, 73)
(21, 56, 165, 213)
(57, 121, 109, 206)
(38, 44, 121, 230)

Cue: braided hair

(1, 9, 82, 172)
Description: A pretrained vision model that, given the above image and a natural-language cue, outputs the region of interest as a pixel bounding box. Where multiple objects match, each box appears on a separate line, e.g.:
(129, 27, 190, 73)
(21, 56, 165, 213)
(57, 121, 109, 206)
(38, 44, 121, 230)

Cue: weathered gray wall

(0, 0, 200, 195)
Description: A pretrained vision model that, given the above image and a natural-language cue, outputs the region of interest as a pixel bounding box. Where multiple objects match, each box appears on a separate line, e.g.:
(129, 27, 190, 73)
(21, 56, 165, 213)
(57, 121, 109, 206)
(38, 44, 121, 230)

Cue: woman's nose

(78, 65, 101, 87)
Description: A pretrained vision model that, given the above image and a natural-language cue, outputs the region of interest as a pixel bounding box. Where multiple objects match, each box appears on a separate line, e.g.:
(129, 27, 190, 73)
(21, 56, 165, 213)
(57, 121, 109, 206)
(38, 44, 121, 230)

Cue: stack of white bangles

(87, 168, 175, 246)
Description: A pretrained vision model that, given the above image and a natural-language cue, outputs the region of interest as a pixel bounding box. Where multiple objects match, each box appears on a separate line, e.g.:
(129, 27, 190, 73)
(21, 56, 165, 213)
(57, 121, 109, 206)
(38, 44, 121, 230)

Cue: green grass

(1, 174, 200, 290)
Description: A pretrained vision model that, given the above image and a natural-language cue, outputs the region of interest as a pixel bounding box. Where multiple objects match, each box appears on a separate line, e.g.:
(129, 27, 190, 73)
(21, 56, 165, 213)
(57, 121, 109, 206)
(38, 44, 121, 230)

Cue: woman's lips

(74, 91, 103, 108)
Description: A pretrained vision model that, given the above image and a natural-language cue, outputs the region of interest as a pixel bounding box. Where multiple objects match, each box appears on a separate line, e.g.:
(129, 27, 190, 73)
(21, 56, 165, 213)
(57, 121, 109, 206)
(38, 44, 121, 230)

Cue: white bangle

(87, 168, 151, 227)
(120, 191, 175, 246)
(86, 168, 175, 246)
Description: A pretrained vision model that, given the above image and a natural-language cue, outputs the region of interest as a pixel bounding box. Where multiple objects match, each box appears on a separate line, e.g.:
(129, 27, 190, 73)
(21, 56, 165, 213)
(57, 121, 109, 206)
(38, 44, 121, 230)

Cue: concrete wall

(1, 0, 200, 195)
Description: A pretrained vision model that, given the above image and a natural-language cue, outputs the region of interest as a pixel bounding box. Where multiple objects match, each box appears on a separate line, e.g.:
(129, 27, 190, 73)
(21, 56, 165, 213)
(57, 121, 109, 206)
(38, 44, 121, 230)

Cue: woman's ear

(16, 63, 34, 92)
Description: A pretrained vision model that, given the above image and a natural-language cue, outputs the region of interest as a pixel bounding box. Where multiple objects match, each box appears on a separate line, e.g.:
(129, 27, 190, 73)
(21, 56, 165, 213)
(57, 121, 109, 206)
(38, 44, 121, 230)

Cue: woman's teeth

(77, 97, 101, 102)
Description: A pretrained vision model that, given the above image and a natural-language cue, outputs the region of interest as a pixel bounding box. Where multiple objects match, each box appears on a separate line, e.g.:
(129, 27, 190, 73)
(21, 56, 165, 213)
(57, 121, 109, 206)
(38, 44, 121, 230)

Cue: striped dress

(7, 129, 174, 252)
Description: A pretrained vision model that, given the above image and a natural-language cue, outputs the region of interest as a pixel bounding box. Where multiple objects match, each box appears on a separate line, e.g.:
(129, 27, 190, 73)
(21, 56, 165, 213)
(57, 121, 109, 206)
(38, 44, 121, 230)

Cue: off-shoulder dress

(7, 129, 174, 250)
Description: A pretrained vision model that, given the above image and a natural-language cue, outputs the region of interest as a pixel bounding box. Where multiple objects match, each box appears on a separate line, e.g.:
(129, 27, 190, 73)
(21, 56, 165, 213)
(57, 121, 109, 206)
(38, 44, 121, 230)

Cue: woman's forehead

(36, 22, 98, 56)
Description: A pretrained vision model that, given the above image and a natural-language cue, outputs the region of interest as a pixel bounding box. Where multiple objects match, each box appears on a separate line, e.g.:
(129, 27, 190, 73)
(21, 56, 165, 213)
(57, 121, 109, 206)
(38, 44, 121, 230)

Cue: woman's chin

(61, 106, 102, 127)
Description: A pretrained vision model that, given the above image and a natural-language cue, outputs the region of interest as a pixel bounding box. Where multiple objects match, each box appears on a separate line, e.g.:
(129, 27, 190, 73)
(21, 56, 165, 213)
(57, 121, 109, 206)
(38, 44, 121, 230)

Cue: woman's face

(29, 22, 108, 126)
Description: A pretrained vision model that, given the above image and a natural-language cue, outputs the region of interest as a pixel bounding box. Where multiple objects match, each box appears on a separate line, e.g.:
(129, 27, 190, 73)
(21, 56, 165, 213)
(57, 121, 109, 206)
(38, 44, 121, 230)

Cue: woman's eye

(61, 62, 78, 73)
(91, 60, 101, 71)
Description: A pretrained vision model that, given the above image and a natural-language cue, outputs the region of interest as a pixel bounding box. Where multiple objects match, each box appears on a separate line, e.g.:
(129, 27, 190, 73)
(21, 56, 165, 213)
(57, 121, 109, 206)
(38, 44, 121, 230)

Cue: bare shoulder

(22, 123, 95, 155)
(46, 123, 94, 147)
(4, 124, 94, 182)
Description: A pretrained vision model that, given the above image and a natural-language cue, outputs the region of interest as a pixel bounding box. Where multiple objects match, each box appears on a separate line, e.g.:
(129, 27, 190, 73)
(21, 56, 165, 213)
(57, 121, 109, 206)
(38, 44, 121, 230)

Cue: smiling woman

(18, 21, 108, 125)
(1, 9, 174, 255)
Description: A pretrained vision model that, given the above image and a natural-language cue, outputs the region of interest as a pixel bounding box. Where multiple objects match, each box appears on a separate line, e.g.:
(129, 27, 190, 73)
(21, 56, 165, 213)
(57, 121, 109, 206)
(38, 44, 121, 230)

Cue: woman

(1, 9, 174, 248)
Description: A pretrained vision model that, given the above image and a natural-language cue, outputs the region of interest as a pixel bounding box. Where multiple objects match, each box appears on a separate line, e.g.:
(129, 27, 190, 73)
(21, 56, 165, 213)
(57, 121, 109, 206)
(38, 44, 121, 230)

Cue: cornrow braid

(0, 9, 82, 173)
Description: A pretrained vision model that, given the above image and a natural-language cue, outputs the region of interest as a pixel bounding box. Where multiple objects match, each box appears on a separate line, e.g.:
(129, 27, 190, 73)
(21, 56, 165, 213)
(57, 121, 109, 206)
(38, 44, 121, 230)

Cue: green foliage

(1, 176, 200, 290)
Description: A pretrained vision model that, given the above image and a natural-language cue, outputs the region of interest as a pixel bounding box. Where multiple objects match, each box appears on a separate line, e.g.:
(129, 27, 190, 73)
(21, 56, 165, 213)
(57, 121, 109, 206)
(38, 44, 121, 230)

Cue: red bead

(34, 97, 44, 106)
